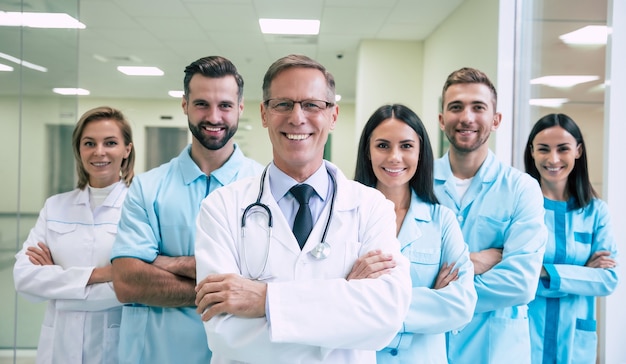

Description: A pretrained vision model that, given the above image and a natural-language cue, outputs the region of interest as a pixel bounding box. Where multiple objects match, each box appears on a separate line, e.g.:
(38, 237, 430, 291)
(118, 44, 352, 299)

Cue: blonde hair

(72, 106, 135, 189)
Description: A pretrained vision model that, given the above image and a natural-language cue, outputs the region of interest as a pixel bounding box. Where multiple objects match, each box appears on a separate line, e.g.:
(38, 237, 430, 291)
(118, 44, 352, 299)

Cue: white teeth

(286, 134, 309, 140)
(546, 167, 560, 172)
(384, 168, 404, 173)
(204, 127, 221, 132)
(92, 162, 108, 167)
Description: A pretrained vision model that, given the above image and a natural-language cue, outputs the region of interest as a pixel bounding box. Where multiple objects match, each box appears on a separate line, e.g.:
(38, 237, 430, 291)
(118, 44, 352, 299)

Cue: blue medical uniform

(529, 197, 619, 364)
(376, 191, 476, 364)
(434, 151, 547, 364)
(111, 144, 262, 364)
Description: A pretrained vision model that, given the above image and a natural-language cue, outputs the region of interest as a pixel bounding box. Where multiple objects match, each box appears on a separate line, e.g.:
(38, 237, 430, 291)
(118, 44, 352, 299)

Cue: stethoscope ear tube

(241, 164, 336, 262)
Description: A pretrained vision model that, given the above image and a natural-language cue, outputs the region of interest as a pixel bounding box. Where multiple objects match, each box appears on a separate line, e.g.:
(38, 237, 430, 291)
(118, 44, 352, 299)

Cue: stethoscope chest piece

(309, 241, 331, 260)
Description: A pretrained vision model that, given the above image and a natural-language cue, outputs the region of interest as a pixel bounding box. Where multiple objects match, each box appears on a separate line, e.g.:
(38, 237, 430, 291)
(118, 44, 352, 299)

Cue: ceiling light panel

(559, 25, 609, 45)
(117, 66, 164, 76)
(530, 75, 600, 88)
(259, 19, 320, 35)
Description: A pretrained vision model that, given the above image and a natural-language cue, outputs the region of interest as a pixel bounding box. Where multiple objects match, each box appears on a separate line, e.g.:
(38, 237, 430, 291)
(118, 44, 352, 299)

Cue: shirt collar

(179, 144, 247, 186)
(268, 162, 329, 203)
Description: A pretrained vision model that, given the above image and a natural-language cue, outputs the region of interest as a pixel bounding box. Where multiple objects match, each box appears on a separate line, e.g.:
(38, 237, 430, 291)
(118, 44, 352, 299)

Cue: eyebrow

(535, 142, 573, 147)
(373, 137, 416, 143)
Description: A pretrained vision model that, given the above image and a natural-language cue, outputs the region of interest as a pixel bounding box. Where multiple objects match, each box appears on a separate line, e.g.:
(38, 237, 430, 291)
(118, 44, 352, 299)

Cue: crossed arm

(112, 255, 197, 307)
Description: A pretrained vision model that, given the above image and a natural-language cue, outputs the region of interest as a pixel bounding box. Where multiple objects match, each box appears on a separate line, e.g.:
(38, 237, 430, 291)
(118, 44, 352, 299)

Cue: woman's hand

(585, 251, 617, 269)
(434, 262, 459, 289)
(25, 242, 54, 265)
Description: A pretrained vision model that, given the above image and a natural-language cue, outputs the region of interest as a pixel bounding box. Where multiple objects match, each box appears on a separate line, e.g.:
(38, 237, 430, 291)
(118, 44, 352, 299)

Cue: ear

(124, 142, 133, 159)
(329, 104, 339, 131)
(260, 102, 268, 128)
(181, 96, 188, 115)
(438, 114, 445, 131)
(575, 143, 583, 159)
(491, 112, 502, 131)
(238, 97, 244, 117)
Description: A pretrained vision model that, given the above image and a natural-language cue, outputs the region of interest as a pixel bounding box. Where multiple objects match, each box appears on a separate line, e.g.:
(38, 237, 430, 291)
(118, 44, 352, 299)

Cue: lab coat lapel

(397, 192, 430, 249)
(254, 173, 302, 256)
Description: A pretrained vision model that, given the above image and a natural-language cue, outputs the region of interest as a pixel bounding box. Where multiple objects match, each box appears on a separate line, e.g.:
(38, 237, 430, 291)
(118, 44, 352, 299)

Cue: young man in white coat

(433, 67, 547, 363)
(194, 54, 412, 364)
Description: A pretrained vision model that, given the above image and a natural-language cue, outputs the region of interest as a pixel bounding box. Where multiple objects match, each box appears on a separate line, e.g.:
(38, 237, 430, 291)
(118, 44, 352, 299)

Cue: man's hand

(153, 255, 196, 279)
(346, 249, 396, 280)
(26, 242, 54, 265)
(195, 273, 267, 321)
(433, 262, 459, 289)
(470, 248, 503, 275)
(585, 251, 617, 269)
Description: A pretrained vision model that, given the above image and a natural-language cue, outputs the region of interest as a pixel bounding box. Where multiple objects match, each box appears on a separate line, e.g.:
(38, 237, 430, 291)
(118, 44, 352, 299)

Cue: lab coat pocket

(36, 324, 54, 364)
(572, 318, 597, 364)
(488, 313, 530, 364)
(405, 248, 441, 287)
(104, 325, 120, 364)
(473, 215, 510, 249)
(572, 231, 593, 264)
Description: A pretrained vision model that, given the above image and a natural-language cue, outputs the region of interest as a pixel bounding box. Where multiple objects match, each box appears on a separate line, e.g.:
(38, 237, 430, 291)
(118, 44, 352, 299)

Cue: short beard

(188, 119, 238, 151)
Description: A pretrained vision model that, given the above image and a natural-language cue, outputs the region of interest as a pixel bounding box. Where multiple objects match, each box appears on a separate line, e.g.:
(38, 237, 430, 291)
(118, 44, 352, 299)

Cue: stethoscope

(241, 165, 337, 279)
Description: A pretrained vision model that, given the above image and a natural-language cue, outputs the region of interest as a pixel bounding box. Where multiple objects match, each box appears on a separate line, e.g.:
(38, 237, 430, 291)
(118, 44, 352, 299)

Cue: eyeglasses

(264, 98, 334, 115)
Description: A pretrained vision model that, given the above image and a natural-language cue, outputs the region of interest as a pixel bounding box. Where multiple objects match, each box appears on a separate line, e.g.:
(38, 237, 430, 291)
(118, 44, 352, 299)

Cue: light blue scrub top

(111, 144, 263, 364)
(434, 151, 547, 364)
(529, 197, 619, 364)
(376, 191, 477, 364)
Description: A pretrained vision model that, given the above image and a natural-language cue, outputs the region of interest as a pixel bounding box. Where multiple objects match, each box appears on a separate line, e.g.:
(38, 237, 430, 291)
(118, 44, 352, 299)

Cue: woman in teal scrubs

(524, 113, 619, 364)
(353, 104, 476, 364)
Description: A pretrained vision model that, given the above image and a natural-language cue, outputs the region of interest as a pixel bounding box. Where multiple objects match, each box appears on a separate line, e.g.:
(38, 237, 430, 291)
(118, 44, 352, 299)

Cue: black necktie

(290, 184, 315, 249)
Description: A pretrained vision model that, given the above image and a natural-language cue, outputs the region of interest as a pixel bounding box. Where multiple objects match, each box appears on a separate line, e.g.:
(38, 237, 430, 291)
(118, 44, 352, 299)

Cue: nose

(548, 150, 559, 163)
(460, 107, 475, 123)
(389, 146, 401, 161)
(206, 105, 221, 122)
(288, 103, 306, 125)
(94, 143, 105, 155)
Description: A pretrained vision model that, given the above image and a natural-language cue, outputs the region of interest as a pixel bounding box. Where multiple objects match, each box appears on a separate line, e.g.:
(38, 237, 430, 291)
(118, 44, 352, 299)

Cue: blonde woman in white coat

(14, 106, 135, 364)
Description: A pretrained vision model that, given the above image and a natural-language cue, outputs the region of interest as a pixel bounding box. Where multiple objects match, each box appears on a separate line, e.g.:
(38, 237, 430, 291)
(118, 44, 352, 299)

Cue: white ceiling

(0, 0, 464, 101)
(0, 0, 607, 107)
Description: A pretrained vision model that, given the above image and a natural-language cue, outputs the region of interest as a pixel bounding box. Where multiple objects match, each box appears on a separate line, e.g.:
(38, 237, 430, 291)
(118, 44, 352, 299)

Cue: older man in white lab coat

(194, 54, 412, 364)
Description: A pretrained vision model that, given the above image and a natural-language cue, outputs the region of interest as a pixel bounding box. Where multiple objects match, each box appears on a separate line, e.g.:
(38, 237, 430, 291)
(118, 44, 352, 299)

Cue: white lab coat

(14, 182, 126, 364)
(195, 161, 412, 364)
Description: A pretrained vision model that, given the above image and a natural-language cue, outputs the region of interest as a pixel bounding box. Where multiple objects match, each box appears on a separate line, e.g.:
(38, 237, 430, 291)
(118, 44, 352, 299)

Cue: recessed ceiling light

(559, 25, 609, 45)
(530, 75, 599, 88)
(117, 66, 164, 76)
(529, 98, 569, 108)
(335, 95, 342, 102)
(0, 63, 13, 71)
(168, 90, 184, 98)
(0, 11, 86, 29)
(259, 18, 320, 35)
(53, 88, 90, 96)
(0, 52, 47, 72)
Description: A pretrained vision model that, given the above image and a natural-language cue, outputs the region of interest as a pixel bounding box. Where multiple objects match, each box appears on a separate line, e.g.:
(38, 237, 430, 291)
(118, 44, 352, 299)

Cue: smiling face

(79, 119, 132, 188)
(261, 67, 338, 181)
(183, 74, 242, 151)
(439, 83, 501, 155)
(530, 125, 581, 194)
(368, 118, 420, 193)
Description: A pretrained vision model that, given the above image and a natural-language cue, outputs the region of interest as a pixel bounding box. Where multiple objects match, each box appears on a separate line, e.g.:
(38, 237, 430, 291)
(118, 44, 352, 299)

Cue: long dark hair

(355, 104, 438, 204)
(524, 113, 597, 208)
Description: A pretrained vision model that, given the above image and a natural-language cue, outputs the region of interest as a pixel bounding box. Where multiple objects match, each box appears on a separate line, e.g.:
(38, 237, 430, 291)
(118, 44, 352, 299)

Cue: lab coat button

(390, 349, 398, 356)
(451, 330, 459, 335)
(457, 215, 463, 222)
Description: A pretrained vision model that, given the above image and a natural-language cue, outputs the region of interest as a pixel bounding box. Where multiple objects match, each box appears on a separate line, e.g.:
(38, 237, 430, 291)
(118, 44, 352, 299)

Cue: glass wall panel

(514, 0, 607, 194)
(0, 0, 80, 362)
